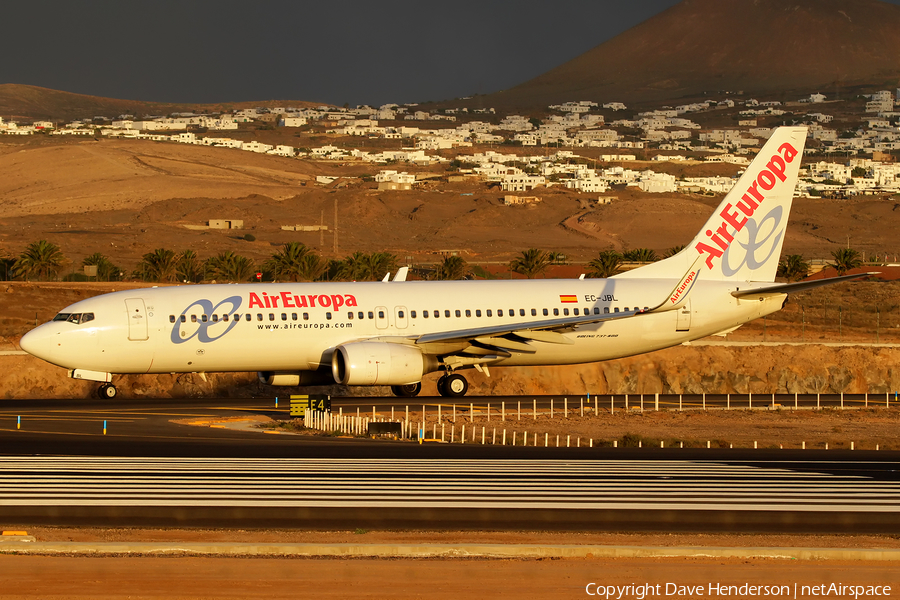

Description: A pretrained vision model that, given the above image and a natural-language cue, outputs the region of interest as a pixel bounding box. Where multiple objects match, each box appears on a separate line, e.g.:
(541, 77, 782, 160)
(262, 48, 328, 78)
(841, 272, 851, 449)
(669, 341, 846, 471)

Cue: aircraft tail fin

(614, 126, 807, 283)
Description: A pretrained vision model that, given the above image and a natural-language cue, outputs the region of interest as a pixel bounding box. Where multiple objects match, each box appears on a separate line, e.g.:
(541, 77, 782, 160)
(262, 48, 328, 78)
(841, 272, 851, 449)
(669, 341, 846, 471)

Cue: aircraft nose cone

(20, 325, 54, 361)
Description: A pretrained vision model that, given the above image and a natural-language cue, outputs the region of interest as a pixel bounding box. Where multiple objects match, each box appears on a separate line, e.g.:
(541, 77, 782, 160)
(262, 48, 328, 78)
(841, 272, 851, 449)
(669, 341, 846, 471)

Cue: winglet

(647, 255, 703, 313)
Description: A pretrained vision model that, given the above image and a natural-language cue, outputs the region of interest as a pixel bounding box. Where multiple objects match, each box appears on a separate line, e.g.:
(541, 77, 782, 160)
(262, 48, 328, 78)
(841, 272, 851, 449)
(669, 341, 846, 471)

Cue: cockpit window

(54, 312, 94, 324)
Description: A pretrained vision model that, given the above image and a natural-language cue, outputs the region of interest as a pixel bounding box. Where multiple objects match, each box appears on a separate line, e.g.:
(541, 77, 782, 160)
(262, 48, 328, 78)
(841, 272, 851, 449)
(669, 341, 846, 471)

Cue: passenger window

(531, 309, 536, 316)
(326, 312, 332, 320)
(180, 315, 186, 323)
(563, 308, 569, 316)
(542, 309, 548, 316)
(212, 314, 219, 322)
(434, 310, 439, 318)
(614, 307, 620, 313)
(445, 310, 451, 318)
(465, 310, 471, 317)
(223, 314, 229, 322)
(348, 312, 354, 320)
(378, 310, 385, 319)
(268, 313, 275, 321)
(624, 307, 629, 312)
(486, 310, 492, 317)
(604, 307, 610, 314)
(281, 313, 287, 321)
(644, 306, 649, 311)
(368, 312, 374, 319)
(169, 315, 176, 323)
(476, 310, 482, 317)
(411, 311, 417, 318)
(292, 313, 297, 321)
(553, 308, 559, 316)
(398, 310, 405, 318)
(594, 308, 600, 315)
(245, 314, 251, 321)
(257, 314, 263, 321)
(201, 315, 208, 322)
(519, 309, 525, 317)
(497, 309, 503, 317)
(455, 310, 461, 318)
(303, 313, 309, 320)
(423, 311, 429, 319)
(357, 312, 364, 319)
(574, 308, 580, 316)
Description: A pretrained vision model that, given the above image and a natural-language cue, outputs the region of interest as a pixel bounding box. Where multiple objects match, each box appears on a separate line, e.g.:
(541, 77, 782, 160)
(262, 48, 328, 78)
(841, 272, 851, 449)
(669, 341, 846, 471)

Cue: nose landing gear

(98, 383, 117, 399)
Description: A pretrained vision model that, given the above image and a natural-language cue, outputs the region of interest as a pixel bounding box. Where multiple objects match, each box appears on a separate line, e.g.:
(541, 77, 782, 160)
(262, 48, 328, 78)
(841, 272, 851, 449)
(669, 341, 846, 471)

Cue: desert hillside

(489, 0, 900, 107)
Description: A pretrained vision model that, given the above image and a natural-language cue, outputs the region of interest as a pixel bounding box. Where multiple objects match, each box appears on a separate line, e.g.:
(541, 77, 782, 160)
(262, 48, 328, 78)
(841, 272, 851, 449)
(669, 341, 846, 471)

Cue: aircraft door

(124, 298, 149, 341)
(675, 299, 692, 332)
(394, 306, 408, 329)
(375, 306, 389, 330)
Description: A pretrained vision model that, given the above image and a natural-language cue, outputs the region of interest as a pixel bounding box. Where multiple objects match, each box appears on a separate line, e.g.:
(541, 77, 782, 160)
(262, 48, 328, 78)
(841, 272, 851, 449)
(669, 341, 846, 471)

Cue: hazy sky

(4, 0, 900, 107)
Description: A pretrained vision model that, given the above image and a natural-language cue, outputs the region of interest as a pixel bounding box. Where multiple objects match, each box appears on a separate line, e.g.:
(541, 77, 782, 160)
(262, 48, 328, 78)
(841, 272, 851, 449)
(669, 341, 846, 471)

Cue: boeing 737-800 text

(20, 127, 865, 398)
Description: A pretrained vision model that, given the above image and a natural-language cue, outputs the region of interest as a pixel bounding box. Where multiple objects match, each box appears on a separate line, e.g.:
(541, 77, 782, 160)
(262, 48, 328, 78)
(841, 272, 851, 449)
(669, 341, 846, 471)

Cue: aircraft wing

(413, 257, 704, 350)
(731, 272, 876, 299)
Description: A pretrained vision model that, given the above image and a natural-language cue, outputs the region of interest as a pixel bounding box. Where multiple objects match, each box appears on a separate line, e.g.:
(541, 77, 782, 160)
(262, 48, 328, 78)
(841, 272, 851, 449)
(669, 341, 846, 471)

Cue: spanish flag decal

(559, 294, 578, 303)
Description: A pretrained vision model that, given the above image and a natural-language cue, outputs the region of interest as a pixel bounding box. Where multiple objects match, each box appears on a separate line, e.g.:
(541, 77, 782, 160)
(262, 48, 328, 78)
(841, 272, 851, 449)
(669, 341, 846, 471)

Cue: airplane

(20, 126, 867, 399)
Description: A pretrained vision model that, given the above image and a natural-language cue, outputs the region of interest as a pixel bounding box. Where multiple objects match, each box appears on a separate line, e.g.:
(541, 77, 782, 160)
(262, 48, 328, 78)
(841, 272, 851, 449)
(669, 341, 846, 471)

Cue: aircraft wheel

(391, 382, 422, 397)
(98, 384, 117, 399)
(442, 373, 468, 398)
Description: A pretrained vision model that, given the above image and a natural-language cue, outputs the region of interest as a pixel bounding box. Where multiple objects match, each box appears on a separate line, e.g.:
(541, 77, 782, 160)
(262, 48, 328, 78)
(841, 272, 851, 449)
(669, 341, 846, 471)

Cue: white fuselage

(21, 278, 785, 377)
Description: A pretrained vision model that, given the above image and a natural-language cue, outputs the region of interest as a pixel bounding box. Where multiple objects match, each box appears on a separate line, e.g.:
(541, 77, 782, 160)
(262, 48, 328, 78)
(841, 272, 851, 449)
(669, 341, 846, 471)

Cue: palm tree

(265, 242, 325, 281)
(13, 240, 67, 281)
(206, 251, 255, 283)
(337, 251, 398, 281)
(663, 244, 687, 258)
(433, 255, 468, 280)
(82, 252, 121, 281)
(509, 248, 551, 279)
(136, 248, 178, 283)
(587, 250, 623, 278)
(623, 248, 659, 263)
(829, 248, 863, 276)
(777, 254, 809, 281)
(1, 253, 17, 281)
(177, 250, 204, 283)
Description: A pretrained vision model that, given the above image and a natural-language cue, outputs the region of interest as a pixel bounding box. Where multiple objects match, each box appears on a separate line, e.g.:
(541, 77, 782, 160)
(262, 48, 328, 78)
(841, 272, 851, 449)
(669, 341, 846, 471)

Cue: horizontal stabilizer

(731, 272, 876, 298)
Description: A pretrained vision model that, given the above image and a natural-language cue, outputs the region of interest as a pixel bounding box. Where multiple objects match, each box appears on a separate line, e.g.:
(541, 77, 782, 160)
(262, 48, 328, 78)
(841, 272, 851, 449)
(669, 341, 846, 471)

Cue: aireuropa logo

(170, 296, 242, 344)
(720, 205, 783, 277)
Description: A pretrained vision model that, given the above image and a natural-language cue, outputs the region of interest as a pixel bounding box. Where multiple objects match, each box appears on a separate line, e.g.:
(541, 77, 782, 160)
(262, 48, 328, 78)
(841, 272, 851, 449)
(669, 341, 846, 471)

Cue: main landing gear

(390, 382, 422, 398)
(437, 373, 468, 398)
(97, 383, 117, 399)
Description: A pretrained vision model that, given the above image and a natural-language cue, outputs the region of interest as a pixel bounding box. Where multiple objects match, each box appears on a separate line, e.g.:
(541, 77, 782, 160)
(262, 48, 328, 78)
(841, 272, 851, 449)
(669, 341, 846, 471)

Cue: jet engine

(331, 342, 435, 386)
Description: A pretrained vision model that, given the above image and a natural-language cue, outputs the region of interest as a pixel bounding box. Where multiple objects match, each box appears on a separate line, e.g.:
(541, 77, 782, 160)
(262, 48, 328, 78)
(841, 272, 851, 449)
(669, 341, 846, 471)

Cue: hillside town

(3, 90, 900, 200)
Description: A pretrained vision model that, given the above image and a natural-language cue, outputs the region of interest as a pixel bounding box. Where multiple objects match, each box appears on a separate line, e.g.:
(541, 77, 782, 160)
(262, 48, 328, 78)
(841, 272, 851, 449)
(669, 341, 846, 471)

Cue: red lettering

(757, 169, 777, 191)
(707, 229, 729, 251)
(736, 193, 758, 217)
(779, 142, 798, 162)
(295, 295, 308, 308)
(309, 295, 318, 307)
(319, 295, 332, 308)
(270, 294, 280, 308)
(249, 292, 264, 308)
(716, 222, 735, 244)
(695, 242, 723, 269)
(345, 294, 358, 307)
(719, 203, 747, 232)
(263, 294, 271, 309)
(280, 292, 294, 308)
(746, 181, 765, 204)
(766, 154, 787, 182)
(331, 295, 344, 311)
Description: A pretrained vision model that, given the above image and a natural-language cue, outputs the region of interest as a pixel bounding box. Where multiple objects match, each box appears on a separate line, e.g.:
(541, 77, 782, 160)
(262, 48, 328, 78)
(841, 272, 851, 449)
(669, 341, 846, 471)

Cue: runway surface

(0, 456, 898, 532)
(1, 396, 897, 532)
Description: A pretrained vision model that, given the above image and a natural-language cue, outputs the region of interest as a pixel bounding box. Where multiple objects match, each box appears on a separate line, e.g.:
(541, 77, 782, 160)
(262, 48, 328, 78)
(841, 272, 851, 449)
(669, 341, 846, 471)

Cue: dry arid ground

(2, 135, 900, 273)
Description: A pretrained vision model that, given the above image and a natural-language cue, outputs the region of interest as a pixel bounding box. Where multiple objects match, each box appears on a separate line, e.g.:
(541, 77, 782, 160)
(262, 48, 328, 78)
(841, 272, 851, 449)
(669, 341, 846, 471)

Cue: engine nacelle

(332, 342, 434, 386)
(257, 370, 334, 387)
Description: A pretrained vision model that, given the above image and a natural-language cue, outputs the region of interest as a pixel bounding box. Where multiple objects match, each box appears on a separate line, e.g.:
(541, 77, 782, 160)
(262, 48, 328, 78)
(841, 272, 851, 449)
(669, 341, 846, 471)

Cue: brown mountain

(0, 84, 325, 121)
(488, 0, 900, 108)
